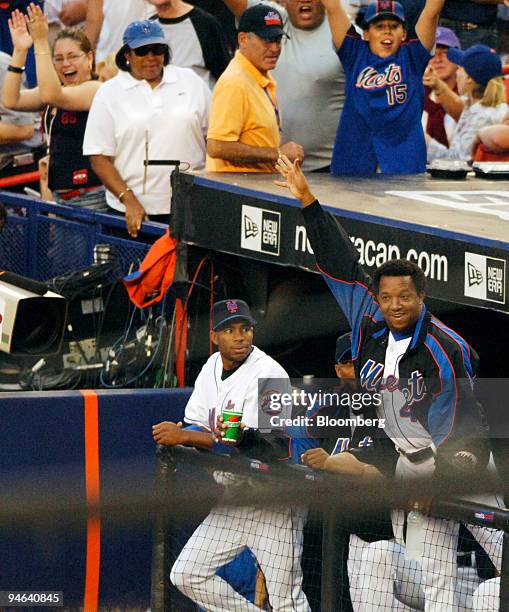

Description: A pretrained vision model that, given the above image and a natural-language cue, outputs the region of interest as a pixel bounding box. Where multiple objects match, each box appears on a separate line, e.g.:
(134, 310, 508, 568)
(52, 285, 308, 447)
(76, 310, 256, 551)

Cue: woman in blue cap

(427, 44, 508, 162)
(83, 19, 211, 238)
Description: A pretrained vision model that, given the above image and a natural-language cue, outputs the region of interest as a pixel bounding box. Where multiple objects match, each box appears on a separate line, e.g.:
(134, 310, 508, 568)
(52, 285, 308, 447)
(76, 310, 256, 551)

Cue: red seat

(474, 143, 509, 162)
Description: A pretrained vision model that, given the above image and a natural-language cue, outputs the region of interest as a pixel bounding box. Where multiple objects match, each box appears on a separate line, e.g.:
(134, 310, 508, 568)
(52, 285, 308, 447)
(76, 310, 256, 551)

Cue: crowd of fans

(0, 0, 509, 231)
(0, 1, 508, 609)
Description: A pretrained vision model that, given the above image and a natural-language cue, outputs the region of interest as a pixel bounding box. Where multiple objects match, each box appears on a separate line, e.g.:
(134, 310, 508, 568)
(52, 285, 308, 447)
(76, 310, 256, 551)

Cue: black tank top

(44, 106, 101, 191)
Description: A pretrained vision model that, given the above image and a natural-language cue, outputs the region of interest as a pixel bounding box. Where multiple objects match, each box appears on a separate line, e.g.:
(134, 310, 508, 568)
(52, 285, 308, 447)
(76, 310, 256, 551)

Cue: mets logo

(264, 11, 282, 26)
(378, 0, 393, 10)
(356, 64, 402, 90)
(226, 300, 239, 313)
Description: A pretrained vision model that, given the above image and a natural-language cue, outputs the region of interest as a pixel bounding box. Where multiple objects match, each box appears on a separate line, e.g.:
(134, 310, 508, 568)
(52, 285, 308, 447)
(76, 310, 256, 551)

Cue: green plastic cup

(222, 410, 243, 443)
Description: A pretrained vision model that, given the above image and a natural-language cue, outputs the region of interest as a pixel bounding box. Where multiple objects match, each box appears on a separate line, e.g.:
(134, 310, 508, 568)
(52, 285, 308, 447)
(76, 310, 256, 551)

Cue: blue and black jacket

(302, 201, 490, 477)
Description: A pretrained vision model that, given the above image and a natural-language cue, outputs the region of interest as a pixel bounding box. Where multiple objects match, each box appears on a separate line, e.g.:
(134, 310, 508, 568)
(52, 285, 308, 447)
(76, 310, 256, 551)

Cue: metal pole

(150, 448, 175, 612)
(500, 532, 509, 612)
(321, 508, 353, 612)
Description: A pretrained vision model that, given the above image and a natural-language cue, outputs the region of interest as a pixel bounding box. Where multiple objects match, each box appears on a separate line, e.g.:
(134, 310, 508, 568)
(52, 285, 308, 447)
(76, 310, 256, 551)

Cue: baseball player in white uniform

(153, 299, 310, 612)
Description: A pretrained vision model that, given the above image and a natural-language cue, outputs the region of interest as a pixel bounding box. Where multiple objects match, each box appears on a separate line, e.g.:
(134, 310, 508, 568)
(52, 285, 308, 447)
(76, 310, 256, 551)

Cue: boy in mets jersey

(324, 0, 445, 175)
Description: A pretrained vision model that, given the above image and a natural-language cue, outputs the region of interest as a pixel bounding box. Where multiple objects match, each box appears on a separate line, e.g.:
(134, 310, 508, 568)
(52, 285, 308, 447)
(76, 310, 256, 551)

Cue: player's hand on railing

(323, 451, 383, 481)
(274, 154, 316, 206)
(152, 421, 187, 446)
(301, 448, 330, 470)
(8, 8, 33, 51)
(26, 3, 49, 44)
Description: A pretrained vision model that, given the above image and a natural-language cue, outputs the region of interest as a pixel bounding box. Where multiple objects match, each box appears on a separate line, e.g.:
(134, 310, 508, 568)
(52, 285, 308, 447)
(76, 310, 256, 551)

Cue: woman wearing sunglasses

(83, 20, 211, 238)
(2, 2, 107, 210)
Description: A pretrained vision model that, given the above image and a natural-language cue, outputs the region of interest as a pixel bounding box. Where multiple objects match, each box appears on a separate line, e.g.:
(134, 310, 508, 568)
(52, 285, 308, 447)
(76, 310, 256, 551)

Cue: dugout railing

(152, 444, 509, 612)
(0, 190, 166, 280)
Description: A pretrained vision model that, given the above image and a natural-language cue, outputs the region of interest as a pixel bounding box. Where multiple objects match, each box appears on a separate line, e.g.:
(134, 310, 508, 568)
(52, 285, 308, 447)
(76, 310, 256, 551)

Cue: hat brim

(213, 314, 257, 331)
(365, 13, 405, 25)
(126, 36, 168, 50)
(335, 347, 352, 363)
(446, 47, 464, 66)
(251, 27, 287, 39)
(436, 42, 459, 50)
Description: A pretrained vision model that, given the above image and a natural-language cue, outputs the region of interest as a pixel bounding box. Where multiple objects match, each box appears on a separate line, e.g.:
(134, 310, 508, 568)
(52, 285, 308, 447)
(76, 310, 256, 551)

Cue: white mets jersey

(184, 345, 290, 432)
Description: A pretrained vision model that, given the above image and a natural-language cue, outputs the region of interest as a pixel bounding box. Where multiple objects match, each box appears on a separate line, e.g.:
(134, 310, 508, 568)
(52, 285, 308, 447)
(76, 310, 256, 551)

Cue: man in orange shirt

(206, 3, 304, 172)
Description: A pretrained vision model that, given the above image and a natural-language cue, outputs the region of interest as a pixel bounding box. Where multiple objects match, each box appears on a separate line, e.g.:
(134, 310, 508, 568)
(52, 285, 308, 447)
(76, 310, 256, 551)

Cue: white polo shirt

(83, 65, 210, 215)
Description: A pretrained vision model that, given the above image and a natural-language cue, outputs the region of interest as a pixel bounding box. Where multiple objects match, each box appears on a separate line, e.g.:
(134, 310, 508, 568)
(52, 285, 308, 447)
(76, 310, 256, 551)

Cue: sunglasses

(131, 44, 167, 57)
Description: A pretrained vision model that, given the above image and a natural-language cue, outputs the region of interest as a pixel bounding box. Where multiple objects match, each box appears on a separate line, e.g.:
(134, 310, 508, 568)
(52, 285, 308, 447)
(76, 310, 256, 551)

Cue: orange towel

(123, 229, 177, 308)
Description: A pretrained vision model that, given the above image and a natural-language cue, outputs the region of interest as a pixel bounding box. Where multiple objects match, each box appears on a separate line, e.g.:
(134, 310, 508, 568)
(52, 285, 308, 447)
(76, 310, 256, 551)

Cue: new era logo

(467, 262, 483, 287)
(241, 205, 281, 256)
(244, 215, 259, 239)
(464, 252, 506, 304)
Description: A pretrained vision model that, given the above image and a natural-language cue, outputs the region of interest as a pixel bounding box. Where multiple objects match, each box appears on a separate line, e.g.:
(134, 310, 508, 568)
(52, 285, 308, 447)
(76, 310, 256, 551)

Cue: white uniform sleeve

(184, 358, 215, 430)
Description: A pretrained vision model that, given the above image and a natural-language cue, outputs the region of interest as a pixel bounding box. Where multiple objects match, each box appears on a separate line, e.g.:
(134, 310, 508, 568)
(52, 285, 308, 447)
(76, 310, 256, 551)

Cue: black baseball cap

(335, 332, 352, 364)
(238, 4, 288, 40)
(212, 299, 257, 331)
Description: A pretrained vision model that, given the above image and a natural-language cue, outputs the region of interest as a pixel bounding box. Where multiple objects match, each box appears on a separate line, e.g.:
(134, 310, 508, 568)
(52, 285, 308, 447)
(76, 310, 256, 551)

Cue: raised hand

(274, 154, 316, 206)
(319, 0, 341, 14)
(423, 65, 438, 90)
(59, 0, 87, 26)
(8, 8, 33, 52)
(26, 2, 49, 44)
(423, 64, 449, 97)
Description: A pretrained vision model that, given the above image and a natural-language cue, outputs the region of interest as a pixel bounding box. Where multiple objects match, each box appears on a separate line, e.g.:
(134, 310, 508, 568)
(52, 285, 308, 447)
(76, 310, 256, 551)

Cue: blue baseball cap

(364, 0, 405, 25)
(122, 20, 168, 49)
(212, 299, 256, 331)
(335, 332, 352, 364)
(447, 44, 502, 86)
